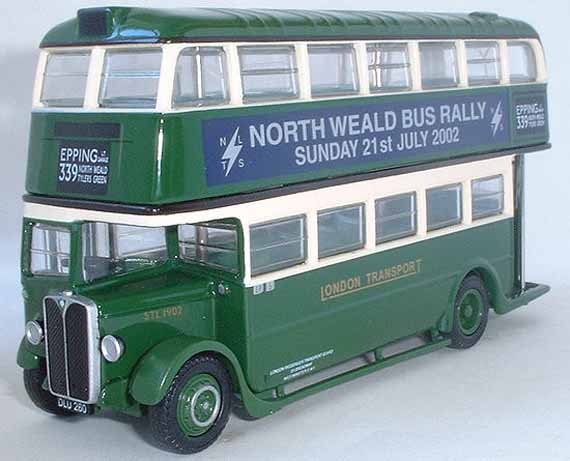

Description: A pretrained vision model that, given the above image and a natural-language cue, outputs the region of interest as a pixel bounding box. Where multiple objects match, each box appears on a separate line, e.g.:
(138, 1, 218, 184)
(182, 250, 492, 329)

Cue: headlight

(101, 335, 124, 363)
(25, 321, 44, 346)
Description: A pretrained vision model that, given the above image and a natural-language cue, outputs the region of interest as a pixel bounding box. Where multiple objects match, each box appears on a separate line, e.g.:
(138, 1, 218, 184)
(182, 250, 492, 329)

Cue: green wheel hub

(458, 289, 484, 336)
(177, 373, 222, 437)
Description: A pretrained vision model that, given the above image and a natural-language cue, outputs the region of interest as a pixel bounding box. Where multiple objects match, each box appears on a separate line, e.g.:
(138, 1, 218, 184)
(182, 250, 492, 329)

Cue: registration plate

(57, 397, 92, 415)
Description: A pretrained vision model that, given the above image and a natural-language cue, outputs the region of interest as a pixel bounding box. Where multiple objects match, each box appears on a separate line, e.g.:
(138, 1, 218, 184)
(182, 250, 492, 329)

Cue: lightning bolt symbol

(491, 101, 503, 137)
(221, 128, 243, 177)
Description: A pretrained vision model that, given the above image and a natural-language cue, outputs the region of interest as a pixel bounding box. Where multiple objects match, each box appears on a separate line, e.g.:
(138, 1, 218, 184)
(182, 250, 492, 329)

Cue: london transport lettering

(320, 259, 423, 302)
(203, 91, 510, 186)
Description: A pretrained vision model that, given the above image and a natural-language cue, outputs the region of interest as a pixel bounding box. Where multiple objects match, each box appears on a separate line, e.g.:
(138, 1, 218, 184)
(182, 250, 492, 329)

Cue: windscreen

(82, 222, 167, 281)
(30, 223, 71, 276)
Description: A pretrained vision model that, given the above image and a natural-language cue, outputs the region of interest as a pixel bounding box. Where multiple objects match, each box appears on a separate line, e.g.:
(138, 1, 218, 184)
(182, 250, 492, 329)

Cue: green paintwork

(458, 289, 484, 335)
(131, 337, 232, 404)
(40, 8, 539, 48)
(99, 377, 143, 417)
(25, 85, 549, 205)
(177, 373, 220, 436)
(244, 219, 515, 392)
(16, 338, 41, 369)
(20, 11, 551, 421)
(26, 112, 163, 204)
(495, 282, 550, 315)
(18, 209, 550, 419)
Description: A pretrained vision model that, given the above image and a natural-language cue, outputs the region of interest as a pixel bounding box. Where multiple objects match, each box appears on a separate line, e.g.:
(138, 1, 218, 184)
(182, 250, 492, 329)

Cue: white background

(0, 1, 568, 460)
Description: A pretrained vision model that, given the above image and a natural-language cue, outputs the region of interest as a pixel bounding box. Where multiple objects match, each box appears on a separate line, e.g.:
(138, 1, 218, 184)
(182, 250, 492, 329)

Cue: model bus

(18, 7, 550, 454)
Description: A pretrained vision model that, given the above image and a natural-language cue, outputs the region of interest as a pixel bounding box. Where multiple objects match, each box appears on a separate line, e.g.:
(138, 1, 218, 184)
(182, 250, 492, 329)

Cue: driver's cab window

(178, 222, 239, 273)
(82, 222, 167, 281)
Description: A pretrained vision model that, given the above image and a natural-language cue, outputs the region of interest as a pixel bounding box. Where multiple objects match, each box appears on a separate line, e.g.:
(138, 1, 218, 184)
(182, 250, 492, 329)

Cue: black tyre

(448, 275, 490, 349)
(232, 395, 260, 421)
(148, 355, 232, 454)
(23, 362, 78, 417)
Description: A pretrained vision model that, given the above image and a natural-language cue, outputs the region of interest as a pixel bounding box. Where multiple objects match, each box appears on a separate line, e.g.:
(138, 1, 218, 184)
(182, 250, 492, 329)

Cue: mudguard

(129, 335, 278, 418)
(438, 256, 548, 335)
(16, 338, 41, 370)
(438, 258, 506, 333)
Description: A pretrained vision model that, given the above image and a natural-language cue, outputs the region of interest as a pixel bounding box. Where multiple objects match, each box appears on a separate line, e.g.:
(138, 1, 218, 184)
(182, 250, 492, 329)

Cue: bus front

(17, 22, 244, 420)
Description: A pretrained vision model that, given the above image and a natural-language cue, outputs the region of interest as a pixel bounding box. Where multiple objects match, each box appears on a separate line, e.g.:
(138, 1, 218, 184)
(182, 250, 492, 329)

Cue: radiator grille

(43, 296, 100, 404)
(44, 298, 67, 395)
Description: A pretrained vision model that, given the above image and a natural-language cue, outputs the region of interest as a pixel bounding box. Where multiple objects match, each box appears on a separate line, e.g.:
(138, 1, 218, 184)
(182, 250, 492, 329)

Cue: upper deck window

(419, 42, 459, 89)
(367, 43, 411, 92)
(309, 44, 359, 96)
(239, 45, 299, 102)
(466, 41, 501, 86)
(508, 42, 537, 83)
(99, 49, 162, 108)
(41, 51, 90, 107)
(173, 47, 229, 108)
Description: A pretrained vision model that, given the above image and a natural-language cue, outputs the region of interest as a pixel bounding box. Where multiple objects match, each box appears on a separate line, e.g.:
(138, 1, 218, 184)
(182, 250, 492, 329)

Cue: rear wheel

(148, 355, 232, 454)
(23, 361, 78, 417)
(448, 275, 490, 349)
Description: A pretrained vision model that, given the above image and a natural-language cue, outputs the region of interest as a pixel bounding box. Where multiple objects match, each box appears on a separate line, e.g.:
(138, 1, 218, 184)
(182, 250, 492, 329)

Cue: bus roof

(40, 7, 539, 48)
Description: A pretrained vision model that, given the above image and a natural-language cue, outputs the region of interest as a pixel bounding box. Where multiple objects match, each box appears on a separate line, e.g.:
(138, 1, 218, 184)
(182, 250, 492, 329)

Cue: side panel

(25, 85, 548, 205)
(244, 219, 514, 392)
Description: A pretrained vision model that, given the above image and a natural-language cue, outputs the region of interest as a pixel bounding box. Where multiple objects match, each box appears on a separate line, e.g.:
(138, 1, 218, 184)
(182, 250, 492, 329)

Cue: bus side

(240, 157, 515, 392)
(245, 221, 514, 391)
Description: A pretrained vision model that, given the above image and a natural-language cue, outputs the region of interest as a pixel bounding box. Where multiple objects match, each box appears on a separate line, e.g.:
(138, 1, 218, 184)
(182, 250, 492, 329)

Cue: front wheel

(147, 355, 232, 454)
(23, 361, 79, 417)
(448, 275, 490, 349)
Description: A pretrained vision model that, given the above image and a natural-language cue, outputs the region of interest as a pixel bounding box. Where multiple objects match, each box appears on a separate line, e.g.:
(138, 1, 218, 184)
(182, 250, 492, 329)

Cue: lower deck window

(30, 224, 71, 276)
(179, 223, 239, 272)
(426, 184, 463, 231)
(376, 193, 417, 243)
(472, 176, 504, 219)
(250, 216, 306, 275)
(318, 204, 365, 258)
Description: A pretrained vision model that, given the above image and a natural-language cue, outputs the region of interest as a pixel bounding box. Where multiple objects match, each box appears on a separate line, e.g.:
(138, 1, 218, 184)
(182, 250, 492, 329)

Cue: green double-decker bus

(17, 7, 550, 453)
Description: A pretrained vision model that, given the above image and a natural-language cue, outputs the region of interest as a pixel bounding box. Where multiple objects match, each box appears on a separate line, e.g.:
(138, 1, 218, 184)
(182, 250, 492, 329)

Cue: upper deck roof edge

(40, 7, 540, 48)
